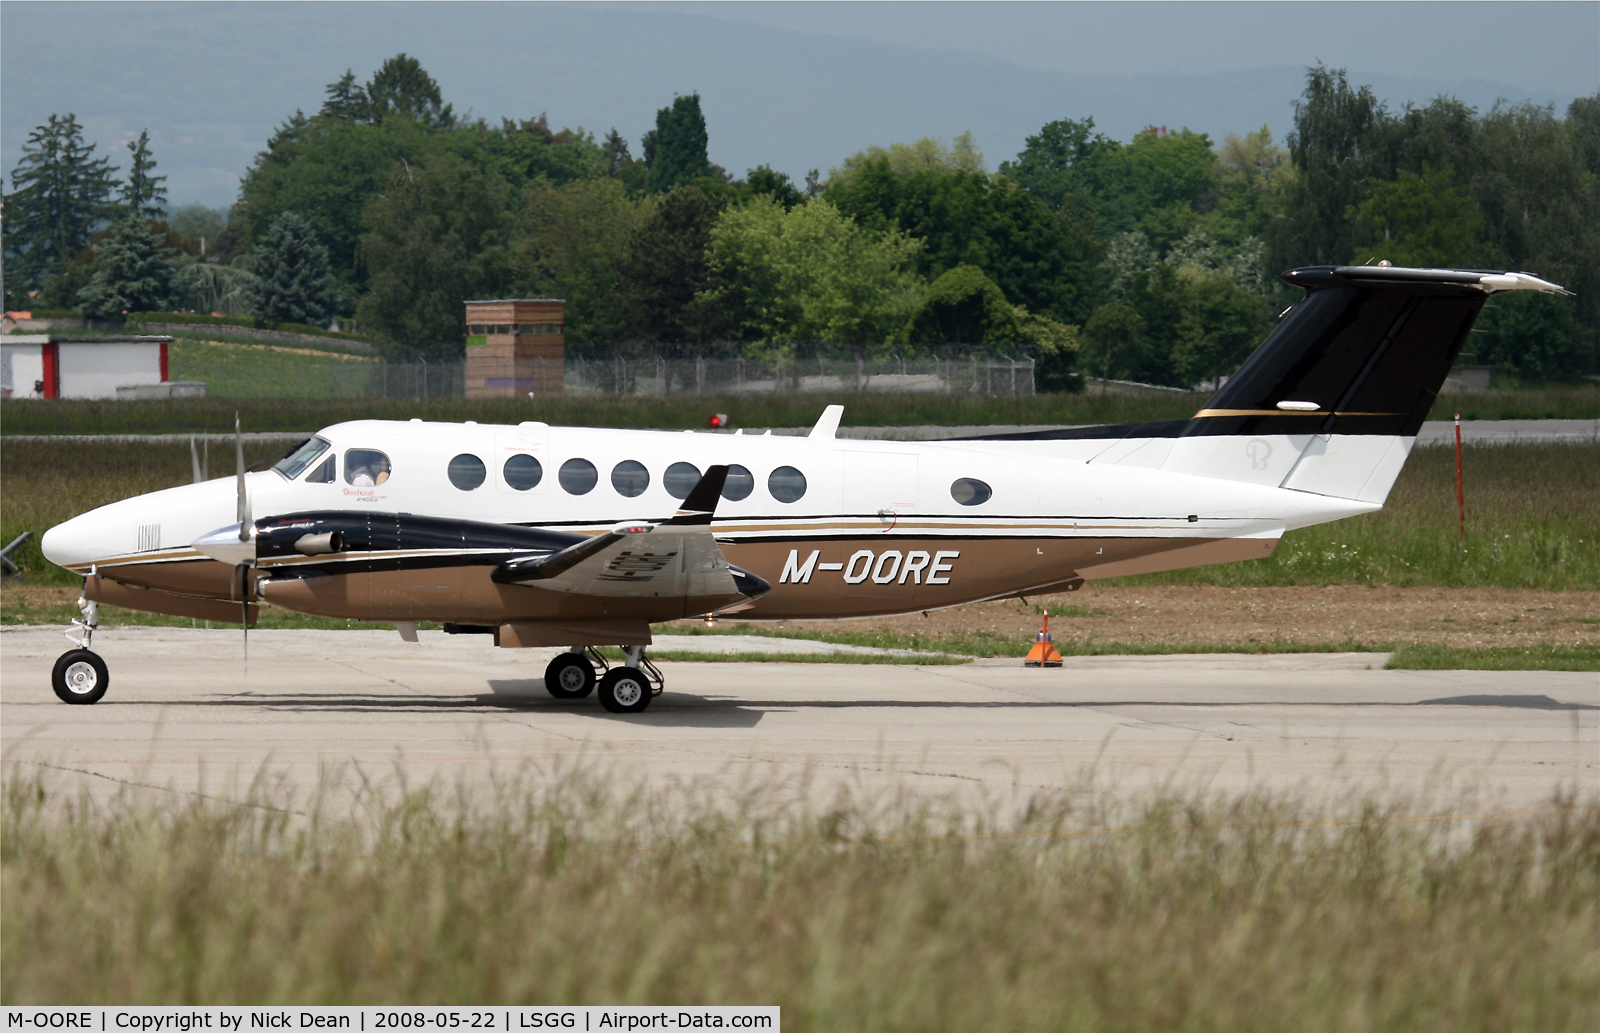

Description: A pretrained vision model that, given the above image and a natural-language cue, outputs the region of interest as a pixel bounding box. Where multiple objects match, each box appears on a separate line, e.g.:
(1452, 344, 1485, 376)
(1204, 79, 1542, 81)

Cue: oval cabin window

(768, 466, 807, 503)
(950, 477, 992, 506)
(559, 458, 598, 495)
(503, 454, 543, 491)
(722, 464, 754, 502)
(611, 460, 650, 498)
(448, 454, 487, 491)
(664, 462, 702, 500)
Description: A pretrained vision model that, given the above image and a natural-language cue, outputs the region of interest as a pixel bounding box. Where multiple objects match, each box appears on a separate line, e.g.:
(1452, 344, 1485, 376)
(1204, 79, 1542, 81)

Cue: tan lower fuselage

(77, 530, 1276, 627)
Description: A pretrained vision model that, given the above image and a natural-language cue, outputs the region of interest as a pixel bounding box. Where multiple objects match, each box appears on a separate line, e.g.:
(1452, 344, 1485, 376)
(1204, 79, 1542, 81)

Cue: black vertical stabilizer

(954, 266, 1564, 445)
(1193, 266, 1492, 437)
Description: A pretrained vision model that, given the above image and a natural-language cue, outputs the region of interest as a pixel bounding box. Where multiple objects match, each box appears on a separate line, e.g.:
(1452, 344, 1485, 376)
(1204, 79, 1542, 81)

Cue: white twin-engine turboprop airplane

(41, 264, 1567, 712)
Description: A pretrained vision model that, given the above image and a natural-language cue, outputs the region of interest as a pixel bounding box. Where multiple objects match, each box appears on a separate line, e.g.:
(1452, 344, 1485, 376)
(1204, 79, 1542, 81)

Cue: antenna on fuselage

(809, 404, 844, 440)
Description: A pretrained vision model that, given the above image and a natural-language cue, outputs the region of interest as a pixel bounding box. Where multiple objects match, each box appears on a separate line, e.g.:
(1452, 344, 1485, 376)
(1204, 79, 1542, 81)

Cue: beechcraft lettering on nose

(37, 265, 1571, 713)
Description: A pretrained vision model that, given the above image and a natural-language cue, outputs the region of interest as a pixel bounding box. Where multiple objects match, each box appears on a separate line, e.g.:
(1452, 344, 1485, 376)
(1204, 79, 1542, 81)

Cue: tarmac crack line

(325, 657, 586, 741)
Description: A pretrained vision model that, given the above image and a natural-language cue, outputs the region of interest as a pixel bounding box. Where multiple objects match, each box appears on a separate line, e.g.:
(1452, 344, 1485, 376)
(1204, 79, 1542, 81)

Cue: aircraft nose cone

(192, 524, 256, 567)
(40, 517, 95, 570)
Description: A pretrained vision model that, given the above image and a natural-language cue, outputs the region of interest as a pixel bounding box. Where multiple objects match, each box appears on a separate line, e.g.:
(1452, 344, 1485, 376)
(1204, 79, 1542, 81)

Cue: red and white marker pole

(1454, 412, 1466, 540)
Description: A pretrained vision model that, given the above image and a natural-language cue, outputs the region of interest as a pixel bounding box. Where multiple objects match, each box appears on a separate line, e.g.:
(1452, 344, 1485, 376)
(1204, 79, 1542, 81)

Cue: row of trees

(6, 57, 1598, 384)
(2, 113, 341, 326)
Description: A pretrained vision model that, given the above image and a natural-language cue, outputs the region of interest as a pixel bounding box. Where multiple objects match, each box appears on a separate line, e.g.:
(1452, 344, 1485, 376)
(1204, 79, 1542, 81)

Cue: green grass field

(3, 771, 1595, 1026)
(1, 389, 1210, 435)
(1109, 442, 1599, 590)
(3, 376, 1598, 436)
(1385, 643, 1600, 671)
(165, 338, 385, 398)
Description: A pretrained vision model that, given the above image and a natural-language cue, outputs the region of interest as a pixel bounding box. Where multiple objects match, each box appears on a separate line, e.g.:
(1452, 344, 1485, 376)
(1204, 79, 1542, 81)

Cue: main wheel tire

(597, 667, 652, 714)
(52, 649, 109, 705)
(544, 652, 597, 699)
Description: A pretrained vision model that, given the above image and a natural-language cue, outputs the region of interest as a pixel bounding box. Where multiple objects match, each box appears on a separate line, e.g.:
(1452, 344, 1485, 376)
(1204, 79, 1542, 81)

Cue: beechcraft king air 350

(40, 264, 1568, 712)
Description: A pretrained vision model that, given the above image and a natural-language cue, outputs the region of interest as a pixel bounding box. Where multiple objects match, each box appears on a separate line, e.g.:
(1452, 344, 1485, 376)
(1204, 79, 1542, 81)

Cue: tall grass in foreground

(3, 772, 1597, 1027)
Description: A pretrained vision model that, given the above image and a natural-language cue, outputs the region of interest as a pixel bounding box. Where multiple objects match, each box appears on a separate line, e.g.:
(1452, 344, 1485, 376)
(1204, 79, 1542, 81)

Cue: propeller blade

(235, 413, 249, 538)
(191, 436, 203, 484)
(237, 563, 249, 674)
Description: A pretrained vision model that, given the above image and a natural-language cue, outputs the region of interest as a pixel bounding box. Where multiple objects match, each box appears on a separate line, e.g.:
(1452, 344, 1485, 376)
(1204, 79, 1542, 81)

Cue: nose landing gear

(52, 594, 108, 704)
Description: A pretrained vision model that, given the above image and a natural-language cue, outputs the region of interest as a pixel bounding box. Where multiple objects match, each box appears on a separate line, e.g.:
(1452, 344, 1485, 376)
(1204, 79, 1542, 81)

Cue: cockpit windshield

(273, 436, 331, 480)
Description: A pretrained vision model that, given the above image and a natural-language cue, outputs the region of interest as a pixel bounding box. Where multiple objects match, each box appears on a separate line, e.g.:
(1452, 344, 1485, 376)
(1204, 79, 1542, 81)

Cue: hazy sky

(4, 1, 1596, 210)
(659, 1, 1599, 97)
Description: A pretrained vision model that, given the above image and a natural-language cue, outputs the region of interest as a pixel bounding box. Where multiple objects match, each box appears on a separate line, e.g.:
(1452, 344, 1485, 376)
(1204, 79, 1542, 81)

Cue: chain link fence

(565, 355, 1035, 396)
(170, 351, 1035, 398)
(169, 353, 465, 398)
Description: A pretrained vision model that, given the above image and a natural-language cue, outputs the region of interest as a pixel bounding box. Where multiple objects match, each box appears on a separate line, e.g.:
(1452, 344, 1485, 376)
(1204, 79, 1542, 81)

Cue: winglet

(668, 465, 729, 525)
(809, 404, 844, 440)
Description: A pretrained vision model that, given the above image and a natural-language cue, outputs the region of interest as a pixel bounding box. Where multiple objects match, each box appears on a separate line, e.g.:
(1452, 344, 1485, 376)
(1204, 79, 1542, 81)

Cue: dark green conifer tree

(3, 113, 119, 293)
(118, 129, 167, 220)
(320, 70, 371, 122)
(248, 212, 339, 326)
(364, 54, 455, 131)
(76, 216, 176, 318)
(645, 94, 711, 193)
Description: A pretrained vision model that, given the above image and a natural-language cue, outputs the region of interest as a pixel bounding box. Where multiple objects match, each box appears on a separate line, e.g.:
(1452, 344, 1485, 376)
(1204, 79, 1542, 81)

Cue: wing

(490, 466, 770, 603)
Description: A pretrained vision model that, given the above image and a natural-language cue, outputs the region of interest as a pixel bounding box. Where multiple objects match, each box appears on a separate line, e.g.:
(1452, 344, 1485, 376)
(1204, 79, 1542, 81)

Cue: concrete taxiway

(2, 626, 1594, 809)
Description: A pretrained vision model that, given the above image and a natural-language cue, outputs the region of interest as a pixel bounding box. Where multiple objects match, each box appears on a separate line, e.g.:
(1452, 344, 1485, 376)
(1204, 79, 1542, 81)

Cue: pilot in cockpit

(345, 449, 392, 487)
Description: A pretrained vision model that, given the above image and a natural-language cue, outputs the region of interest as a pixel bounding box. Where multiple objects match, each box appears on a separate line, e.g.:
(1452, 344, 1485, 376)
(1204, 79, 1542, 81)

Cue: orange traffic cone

(1023, 609, 1064, 667)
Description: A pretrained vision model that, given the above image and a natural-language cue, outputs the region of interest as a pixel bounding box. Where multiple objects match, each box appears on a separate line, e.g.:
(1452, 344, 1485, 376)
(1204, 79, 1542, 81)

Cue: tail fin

(1152, 266, 1566, 501)
(959, 266, 1567, 502)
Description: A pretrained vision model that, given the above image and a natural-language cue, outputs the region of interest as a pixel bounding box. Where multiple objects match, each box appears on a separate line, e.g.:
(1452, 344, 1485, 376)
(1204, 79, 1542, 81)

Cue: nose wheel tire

(52, 649, 109, 705)
(544, 652, 598, 699)
(598, 667, 652, 714)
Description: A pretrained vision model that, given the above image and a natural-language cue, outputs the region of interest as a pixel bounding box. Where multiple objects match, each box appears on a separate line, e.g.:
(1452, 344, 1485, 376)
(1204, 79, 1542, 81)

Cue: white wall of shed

(58, 342, 163, 398)
(1, 343, 44, 396)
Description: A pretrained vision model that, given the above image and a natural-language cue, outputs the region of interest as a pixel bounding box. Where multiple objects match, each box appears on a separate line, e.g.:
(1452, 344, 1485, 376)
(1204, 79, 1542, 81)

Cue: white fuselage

(42, 418, 1387, 621)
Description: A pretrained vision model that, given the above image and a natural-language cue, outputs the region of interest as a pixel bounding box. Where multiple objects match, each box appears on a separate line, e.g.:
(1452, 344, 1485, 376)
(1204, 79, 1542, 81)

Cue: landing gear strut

(597, 645, 663, 714)
(53, 594, 108, 704)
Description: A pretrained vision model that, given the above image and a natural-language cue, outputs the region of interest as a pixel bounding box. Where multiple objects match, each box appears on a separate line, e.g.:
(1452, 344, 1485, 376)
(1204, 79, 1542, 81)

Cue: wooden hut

(463, 299, 565, 397)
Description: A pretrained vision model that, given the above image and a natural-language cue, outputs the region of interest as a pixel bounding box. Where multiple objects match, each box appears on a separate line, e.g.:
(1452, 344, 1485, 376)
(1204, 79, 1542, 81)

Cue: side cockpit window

(306, 455, 336, 483)
(273, 436, 330, 480)
(345, 449, 392, 487)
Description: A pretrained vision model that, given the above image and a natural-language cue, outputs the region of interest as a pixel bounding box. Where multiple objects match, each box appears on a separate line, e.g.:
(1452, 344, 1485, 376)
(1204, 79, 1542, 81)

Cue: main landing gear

(543, 645, 663, 714)
(52, 595, 108, 704)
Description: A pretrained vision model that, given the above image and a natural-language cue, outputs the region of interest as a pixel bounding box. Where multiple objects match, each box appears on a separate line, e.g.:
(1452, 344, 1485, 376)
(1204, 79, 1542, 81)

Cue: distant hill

(1, 2, 1574, 209)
